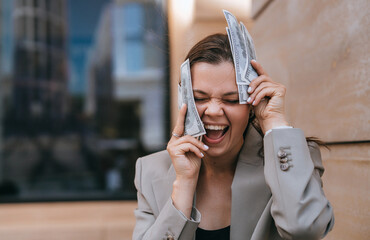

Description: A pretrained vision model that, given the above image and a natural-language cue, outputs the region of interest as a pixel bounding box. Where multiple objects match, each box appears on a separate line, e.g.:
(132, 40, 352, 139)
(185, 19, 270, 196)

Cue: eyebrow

(193, 89, 238, 96)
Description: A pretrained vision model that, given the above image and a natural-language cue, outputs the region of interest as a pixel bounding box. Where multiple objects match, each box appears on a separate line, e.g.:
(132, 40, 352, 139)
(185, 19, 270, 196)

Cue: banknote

(223, 10, 249, 86)
(240, 22, 258, 84)
(237, 84, 249, 104)
(224, 10, 260, 104)
(178, 84, 182, 109)
(180, 59, 206, 137)
(240, 22, 257, 60)
(226, 27, 234, 55)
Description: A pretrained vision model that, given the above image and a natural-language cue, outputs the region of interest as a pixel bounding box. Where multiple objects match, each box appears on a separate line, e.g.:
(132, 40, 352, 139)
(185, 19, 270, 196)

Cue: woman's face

(192, 61, 250, 158)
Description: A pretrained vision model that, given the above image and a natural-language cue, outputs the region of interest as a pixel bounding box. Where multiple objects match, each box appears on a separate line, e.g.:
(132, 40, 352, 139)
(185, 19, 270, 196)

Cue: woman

(133, 34, 334, 240)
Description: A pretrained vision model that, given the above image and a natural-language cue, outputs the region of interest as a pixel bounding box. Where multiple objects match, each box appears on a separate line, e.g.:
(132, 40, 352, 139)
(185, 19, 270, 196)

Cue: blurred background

(0, 0, 368, 239)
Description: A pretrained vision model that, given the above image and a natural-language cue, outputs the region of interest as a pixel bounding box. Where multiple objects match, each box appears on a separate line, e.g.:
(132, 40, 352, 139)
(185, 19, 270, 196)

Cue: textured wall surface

(321, 143, 370, 239)
(251, 0, 370, 239)
(251, 0, 369, 142)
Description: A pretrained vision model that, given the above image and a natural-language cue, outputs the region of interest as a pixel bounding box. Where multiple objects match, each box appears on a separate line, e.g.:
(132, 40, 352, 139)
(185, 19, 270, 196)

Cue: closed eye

(223, 99, 239, 104)
(194, 97, 208, 102)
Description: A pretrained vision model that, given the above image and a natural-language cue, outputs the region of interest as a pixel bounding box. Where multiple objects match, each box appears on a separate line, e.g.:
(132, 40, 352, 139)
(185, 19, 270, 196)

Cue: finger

(247, 81, 275, 104)
(251, 60, 268, 77)
(173, 135, 209, 151)
(172, 104, 187, 138)
(252, 88, 276, 106)
(247, 75, 272, 94)
(178, 143, 204, 158)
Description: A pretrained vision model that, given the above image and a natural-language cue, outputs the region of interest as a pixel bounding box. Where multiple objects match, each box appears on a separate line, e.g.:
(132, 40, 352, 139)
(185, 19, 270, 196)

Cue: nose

(204, 99, 224, 117)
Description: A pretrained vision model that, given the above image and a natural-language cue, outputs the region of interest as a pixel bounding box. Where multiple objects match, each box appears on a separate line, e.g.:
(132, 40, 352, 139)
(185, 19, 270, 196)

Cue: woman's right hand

(167, 104, 208, 181)
(167, 104, 208, 218)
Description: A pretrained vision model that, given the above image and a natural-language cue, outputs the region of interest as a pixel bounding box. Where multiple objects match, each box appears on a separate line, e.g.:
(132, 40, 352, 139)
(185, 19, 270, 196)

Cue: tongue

(206, 130, 224, 140)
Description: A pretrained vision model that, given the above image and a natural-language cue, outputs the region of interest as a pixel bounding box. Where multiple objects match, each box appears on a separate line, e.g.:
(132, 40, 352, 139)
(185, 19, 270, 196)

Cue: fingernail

(201, 153, 204, 157)
(247, 97, 252, 103)
(252, 100, 256, 105)
(204, 145, 209, 150)
(251, 59, 257, 63)
(248, 86, 252, 93)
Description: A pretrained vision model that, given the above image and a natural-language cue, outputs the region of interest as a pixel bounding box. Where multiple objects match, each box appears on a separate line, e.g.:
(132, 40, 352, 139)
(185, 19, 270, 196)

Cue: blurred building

(67, 0, 109, 96)
(86, 4, 114, 139)
(8, 0, 68, 133)
(86, 0, 167, 152)
(0, 0, 71, 199)
(0, 0, 16, 184)
(0, 0, 15, 115)
(0, 0, 14, 78)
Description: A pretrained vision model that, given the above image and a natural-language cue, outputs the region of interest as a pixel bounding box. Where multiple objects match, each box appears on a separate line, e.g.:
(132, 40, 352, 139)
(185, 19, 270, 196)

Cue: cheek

(228, 106, 250, 129)
(195, 103, 206, 116)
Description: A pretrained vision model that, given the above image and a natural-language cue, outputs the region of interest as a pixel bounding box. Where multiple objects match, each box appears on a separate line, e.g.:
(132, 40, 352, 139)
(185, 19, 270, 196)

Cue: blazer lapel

(230, 125, 272, 240)
(151, 164, 176, 216)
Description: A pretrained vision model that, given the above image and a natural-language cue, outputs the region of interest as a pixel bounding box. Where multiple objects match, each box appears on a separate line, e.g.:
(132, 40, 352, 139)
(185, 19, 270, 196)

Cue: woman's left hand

(247, 60, 289, 134)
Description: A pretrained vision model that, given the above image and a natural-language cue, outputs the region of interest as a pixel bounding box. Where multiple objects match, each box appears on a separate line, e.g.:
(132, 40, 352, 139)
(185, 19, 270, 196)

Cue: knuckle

(185, 143, 193, 148)
(166, 145, 173, 152)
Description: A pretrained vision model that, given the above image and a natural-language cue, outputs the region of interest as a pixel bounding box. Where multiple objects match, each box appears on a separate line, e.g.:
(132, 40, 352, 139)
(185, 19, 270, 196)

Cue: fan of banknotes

(178, 10, 258, 137)
(224, 9, 258, 104)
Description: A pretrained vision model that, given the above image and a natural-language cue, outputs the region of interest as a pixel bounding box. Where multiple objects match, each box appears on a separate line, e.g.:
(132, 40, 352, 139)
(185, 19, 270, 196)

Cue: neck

(201, 156, 237, 176)
(201, 138, 243, 176)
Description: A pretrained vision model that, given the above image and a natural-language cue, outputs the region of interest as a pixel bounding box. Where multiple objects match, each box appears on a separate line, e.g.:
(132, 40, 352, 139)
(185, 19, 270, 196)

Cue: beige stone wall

(251, 1, 370, 239)
(168, 0, 370, 239)
(251, 0, 369, 142)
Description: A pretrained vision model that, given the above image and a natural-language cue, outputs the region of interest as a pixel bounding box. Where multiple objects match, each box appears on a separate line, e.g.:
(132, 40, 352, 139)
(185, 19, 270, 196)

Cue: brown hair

(185, 33, 233, 67)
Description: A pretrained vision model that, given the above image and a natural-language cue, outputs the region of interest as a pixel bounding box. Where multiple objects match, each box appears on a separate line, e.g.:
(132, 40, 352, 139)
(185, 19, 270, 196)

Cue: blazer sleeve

(263, 128, 334, 239)
(133, 157, 201, 240)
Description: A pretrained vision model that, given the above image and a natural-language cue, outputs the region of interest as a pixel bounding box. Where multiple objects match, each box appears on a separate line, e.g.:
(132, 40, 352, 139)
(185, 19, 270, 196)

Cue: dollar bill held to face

(180, 59, 206, 137)
(226, 27, 234, 55)
(223, 10, 249, 86)
(240, 22, 257, 60)
(240, 21, 258, 84)
(224, 10, 259, 104)
(237, 84, 249, 104)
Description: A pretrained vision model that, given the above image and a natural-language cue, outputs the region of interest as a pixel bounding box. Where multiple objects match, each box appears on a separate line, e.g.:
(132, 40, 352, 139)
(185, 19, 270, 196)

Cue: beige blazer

(133, 126, 334, 240)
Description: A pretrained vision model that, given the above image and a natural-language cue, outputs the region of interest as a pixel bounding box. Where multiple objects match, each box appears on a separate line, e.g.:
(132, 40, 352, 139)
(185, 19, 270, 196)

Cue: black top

(195, 226, 230, 240)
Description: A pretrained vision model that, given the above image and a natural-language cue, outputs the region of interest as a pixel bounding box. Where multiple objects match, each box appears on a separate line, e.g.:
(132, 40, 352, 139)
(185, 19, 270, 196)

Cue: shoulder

(136, 150, 172, 180)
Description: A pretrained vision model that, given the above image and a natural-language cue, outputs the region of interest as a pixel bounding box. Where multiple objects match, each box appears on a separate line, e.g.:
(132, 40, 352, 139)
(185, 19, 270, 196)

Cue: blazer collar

(152, 162, 176, 214)
(230, 124, 272, 240)
(237, 124, 264, 165)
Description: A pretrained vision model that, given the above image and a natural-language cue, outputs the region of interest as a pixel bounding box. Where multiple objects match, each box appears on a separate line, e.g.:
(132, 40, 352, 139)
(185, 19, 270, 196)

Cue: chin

(204, 147, 228, 158)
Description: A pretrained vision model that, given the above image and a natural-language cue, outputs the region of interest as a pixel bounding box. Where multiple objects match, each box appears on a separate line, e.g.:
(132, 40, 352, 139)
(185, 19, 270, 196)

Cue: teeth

(204, 125, 227, 130)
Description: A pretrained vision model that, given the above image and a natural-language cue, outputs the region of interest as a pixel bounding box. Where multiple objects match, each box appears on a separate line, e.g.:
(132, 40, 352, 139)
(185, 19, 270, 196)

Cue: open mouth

(203, 124, 229, 144)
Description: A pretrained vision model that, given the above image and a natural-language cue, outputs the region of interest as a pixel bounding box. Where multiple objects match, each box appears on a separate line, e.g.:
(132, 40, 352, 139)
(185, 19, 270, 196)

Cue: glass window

(0, 0, 168, 202)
